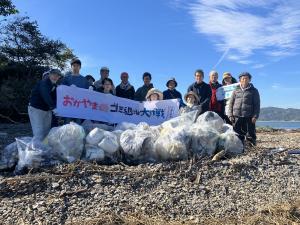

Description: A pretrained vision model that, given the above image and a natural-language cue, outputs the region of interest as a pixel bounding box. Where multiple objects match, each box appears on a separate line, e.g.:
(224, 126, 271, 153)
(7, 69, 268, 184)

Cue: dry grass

(64, 200, 300, 225)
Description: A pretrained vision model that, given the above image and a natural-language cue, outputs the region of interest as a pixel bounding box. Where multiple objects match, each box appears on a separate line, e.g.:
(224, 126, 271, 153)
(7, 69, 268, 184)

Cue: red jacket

(209, 82, 223, 113)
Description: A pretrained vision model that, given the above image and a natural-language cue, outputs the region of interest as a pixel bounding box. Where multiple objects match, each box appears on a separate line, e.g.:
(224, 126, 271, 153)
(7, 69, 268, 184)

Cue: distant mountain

(259, 107, 300, 121)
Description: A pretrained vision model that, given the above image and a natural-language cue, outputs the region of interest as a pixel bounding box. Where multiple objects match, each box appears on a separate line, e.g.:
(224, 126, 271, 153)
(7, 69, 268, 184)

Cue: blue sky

(11, 0, 300, 108)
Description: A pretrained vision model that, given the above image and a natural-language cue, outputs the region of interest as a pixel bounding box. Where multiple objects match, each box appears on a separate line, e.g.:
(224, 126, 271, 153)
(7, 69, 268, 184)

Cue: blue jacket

(61, 74, 89, 89)
(187, 82, 212, 112)
(29, 78, 57, 111)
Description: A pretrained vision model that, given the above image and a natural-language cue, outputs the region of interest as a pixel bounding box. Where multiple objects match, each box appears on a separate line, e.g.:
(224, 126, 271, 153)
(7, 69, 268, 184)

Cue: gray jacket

(228, 84, 260, 118)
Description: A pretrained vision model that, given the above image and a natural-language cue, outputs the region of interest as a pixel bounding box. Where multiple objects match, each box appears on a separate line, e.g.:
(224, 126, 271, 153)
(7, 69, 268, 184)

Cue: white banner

(56, 85, 179, 125)
(216, 83, 240, 101)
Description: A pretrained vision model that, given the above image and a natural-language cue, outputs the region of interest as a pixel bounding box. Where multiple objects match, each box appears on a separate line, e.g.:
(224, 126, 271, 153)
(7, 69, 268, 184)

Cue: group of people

(28, 57, 260, 147)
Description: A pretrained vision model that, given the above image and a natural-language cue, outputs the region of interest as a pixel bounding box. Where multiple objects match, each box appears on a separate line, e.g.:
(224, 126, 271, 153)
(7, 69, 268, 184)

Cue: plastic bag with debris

(0, 137, 31, 170)
(15, 138, 55, 171)
(161, 110, 199, 130)
(190, 125, 220, 156)
(154, 127, 190, 161)
(120, 122, 159, 161)
(196, 111, 224, 132)
(218, 131, 244, 156)
(85, 144, 105, 162)
(98, 131, 119, 155)
(86, 128, 105, 145)
(112, 130, 123, 146)
(81, 119, 114, 133)
(47, 122, 86, 163)
(114, 122, 137, 131)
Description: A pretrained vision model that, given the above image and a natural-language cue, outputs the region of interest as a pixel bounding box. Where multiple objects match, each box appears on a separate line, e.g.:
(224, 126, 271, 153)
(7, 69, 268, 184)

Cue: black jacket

(134, 83, 154, 101)
(29, 78, 57, 111)
(187, 82, 212, 112)
(116, 84, 135, 100)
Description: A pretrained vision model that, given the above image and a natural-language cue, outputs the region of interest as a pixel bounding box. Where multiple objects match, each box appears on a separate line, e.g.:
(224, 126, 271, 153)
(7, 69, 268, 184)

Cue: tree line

(0, 0, 75, 122)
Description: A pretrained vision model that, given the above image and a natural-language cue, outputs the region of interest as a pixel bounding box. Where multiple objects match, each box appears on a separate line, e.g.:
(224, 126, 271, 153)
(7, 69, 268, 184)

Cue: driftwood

(0, 113, 18, 123)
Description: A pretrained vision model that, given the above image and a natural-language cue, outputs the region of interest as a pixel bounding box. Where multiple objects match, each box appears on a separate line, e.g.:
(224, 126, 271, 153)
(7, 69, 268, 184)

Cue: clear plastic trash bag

(0, 137, 31, 170)
(47, 122, 86, 163)
(15, 138, 56, 171)
(196, 111, 224, 132)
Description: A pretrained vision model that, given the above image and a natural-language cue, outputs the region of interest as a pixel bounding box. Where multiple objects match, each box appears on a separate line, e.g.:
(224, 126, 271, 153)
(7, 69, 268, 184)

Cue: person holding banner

(228, 72, 260, 146)
(135, 72, 154, 101)
(98, 78, 115, 95)
(94, 66, 116, 94)
(116, 72, 135, 100)
(163, 77, 184, 108)
(187, 69, 212, 113)
(61, 58, 89, 89)
(145, 88, 163, 101)
(28, 69, 62, 141)
(222, 72, 237, 86)
(222, 72, 237, 124)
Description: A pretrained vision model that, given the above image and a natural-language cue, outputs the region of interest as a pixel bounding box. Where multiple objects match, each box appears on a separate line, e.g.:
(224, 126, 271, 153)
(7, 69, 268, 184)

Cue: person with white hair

(208, 70, 225, 119)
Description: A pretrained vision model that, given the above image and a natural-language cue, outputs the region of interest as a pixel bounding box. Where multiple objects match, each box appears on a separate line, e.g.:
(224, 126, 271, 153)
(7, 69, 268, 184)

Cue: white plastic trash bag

(47, 122, 85, 163)
(154, 128, 190, 161)
(98, 131, 119, 155)
(114, 122, 137, 131)
(15, 138, 54, 171)
(196, 111, 224, 132)
(112, 130, 123, 146)
(81, 120, 114, 133)
(161, 110, 199, 130)
(218, 131, 244, 156)
(86, 128, 105, 145)
(85, 144, 105, 162)
(120, 129, 156, 159)
(190, 125, 219, 156)
(0, 138, 31, 170)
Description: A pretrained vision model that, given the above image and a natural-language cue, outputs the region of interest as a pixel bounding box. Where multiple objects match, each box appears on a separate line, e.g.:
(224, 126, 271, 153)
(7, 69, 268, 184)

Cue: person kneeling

(180, 91, 203, 115)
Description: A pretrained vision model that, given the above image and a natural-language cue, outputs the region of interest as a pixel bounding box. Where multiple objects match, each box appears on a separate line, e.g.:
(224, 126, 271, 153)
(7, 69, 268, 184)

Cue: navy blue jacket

(163, 89, 185, 108)
(29, 78, 57, 111)
(187, 82, 212, 112)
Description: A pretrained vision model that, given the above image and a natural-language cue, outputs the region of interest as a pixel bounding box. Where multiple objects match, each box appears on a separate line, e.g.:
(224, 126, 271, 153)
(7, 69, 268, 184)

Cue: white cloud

(252, 64, 265, 69)
(189, 0, 300, 66)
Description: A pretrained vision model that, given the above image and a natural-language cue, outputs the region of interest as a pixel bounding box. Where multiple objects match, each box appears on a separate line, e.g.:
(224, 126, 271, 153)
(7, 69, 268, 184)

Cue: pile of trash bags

(0, 111, 244, 173)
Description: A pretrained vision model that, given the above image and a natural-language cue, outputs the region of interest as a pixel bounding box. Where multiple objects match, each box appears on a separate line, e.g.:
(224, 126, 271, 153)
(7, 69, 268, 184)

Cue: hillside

(259, 107, 300, 121)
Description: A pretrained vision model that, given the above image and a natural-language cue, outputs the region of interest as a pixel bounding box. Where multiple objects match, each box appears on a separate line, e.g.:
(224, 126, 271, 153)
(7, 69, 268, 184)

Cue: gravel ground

(0, 123, 300, 224)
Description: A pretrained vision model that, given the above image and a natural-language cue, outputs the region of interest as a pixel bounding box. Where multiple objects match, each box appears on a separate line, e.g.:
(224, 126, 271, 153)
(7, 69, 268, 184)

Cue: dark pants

(233, 117, 256, 145)
(224, 115, 232, 125)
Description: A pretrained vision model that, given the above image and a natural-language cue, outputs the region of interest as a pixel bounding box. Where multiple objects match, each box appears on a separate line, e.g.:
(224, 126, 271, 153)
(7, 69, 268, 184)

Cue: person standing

(145, 88, 163, 101)
(85, 74, 96, 90)
(208, 71, 224, 119)
(116, 72, 135, 100)
(187, 69, 212, 112)
(28, 69, 62, 141)
(134, 72, 154, 101)
(61, 58, 89, 89)
(163, 77, 184, 108)
(222, 72, 237, 124)
(94, 66, 116, 93)
(98, 78, 115, 95)
(228, 72, 260, 146)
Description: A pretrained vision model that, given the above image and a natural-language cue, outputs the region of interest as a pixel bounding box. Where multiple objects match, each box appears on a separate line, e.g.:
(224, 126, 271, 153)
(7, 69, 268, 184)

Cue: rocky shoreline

(0, 123, 299, 224)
